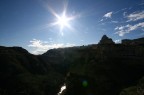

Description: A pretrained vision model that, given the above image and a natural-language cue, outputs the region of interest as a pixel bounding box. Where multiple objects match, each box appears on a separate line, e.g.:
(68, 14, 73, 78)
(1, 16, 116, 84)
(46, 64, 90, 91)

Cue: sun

(55, 11, 71, 32)
(48, 6, 75, 35)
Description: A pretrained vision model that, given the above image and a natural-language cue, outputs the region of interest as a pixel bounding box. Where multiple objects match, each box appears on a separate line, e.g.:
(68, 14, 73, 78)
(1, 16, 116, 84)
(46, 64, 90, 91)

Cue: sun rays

(51, 10, 74, 35)
(47, 2, 76, 36)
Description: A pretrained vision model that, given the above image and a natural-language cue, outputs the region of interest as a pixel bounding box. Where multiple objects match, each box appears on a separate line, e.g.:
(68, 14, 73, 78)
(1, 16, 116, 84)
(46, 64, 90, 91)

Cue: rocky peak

(98, 35, 115, 44)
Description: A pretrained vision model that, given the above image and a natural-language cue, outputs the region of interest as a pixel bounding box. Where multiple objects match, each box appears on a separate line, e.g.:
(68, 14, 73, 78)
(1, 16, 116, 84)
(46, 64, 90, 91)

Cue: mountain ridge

(0, 35, 144, 95)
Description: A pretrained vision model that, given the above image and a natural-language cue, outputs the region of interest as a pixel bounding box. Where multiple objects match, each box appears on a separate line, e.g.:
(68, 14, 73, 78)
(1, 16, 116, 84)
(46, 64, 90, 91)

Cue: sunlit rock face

(98, 35, 115, 44)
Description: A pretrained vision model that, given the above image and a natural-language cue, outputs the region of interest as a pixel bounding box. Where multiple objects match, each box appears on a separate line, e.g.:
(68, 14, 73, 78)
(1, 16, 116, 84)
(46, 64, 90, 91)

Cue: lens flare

(82, 80, 88, 87)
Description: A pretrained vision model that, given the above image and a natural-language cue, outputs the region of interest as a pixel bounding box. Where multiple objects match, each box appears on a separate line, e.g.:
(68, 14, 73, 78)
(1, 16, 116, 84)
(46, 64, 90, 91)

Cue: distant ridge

(122, 37, 144, 45)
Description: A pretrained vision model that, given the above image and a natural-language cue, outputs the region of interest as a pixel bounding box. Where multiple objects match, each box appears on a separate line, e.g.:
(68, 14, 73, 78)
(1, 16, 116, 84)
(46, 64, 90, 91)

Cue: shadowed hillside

(0, 35, 144, 95)
(0, 46, 65, 95)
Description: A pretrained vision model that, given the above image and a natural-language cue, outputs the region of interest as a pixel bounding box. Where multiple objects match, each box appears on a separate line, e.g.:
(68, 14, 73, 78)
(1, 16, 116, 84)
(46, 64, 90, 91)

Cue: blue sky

(0, 0, 144, 54)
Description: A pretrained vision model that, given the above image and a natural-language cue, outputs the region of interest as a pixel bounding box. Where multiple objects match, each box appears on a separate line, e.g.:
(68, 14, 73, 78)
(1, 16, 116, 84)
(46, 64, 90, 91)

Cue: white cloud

(114, 39, 121, 43)
(115, 22, 144, 36)
(28, 39, 75, 54)
(126, 11, 144, 22)
(103, 12, 113, 18)
(65, 43, 75, 47)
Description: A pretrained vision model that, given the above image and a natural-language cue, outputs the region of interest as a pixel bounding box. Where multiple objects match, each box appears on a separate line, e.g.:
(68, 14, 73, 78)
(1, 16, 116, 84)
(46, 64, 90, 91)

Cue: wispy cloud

(100, 12, 117, 23)
(138, 2, 144, 6)
(111, 20, 119, 23)
(126, 11, 144, 22)
(103, 12, 113, 18)
(28, 39, 75, 54)
(115, 22, 144, 36)
(99, 20, 119, 25)
(80, 40, 84, 42)
(123, 12, 127, 16)
(100, 19, 104, 22)
(114, 8, 127, 14)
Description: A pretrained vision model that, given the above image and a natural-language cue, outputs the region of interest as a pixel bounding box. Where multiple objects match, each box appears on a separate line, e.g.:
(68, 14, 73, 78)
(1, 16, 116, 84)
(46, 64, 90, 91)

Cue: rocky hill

(98, 35, 115, 44)
(0, 35, 144, 95)
(0, 46, 64, 95)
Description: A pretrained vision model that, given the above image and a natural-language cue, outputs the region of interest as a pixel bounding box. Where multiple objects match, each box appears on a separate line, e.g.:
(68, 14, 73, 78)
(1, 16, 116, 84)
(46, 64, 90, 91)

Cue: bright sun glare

(55, 11, 72, 32)
(48, 3, 76, 36)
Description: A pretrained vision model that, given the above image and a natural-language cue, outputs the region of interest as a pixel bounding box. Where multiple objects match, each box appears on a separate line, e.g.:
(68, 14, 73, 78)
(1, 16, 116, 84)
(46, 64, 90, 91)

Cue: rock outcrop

(98, 35, 115, 44)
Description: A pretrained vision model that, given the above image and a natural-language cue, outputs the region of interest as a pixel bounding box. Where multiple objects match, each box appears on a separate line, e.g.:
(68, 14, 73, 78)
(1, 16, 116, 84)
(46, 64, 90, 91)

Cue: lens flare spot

(82, 80, 88, 87)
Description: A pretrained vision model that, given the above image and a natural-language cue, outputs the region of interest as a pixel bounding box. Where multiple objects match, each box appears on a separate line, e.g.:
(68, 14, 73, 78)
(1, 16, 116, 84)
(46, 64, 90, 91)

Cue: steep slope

(0, 46, 64, 95)
(0, 46, 49, 74)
